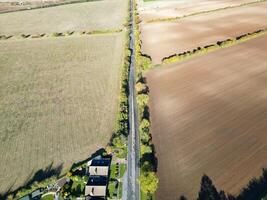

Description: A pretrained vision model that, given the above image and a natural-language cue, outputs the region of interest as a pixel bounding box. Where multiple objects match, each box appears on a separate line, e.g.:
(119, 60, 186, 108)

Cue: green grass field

(0, 33, 124, 193)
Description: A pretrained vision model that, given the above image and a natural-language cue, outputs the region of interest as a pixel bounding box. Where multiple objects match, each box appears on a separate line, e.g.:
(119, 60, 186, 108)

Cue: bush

(136, 82, 148, 94)
(51, 32, 63, 37)
(141, 144, 152, 155)
(139, 172, 158, 196)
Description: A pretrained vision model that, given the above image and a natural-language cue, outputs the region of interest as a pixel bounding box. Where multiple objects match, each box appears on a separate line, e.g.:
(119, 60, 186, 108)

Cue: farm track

(146, 34, 267, 200)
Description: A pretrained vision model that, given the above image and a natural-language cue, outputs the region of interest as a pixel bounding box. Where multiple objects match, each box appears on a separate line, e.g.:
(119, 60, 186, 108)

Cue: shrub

(51, 32, 63, 37)
(136, 82, 148, 94)
(141, 144, 152, 155)
(139, 172, 159, 196)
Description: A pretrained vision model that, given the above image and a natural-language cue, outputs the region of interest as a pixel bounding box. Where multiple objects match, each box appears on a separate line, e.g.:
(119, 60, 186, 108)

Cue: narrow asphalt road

(124, 0, 141, 199)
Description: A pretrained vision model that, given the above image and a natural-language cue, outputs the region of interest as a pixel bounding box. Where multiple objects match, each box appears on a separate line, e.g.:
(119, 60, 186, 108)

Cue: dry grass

(0, 0, 128, 35)
(0, 0, 89, 13)
(0, 33, 124, 193)
(146, 35, 267, 200)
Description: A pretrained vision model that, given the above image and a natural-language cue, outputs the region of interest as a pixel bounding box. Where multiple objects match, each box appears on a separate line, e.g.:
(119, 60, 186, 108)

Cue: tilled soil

(140, 0, 256, 22)
(146, 34, 267, 200)
(140, 2, 267, 64)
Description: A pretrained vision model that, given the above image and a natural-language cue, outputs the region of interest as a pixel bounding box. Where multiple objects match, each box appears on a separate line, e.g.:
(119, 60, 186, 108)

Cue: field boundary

(161, 28, 267, 65)
(0, 29, 123, 41)
(145, 0, 267, 23)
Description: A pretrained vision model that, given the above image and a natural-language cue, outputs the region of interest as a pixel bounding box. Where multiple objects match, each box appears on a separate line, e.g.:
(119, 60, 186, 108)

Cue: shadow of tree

(178, 168, 267, 200)
(236, 168, 267, 200)
(0, 162, 63, 199)
(70, 148, 108, 171)
(139, 144, 158, 173)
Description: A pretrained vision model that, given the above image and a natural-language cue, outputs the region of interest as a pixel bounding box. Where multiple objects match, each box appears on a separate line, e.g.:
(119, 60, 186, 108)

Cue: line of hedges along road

(107, 0, 131, 159)
(162, 28, 267, 65)
(134, 5, 159, 200)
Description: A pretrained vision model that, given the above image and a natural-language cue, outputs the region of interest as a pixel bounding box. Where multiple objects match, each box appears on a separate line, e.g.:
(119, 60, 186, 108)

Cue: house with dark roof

(85, 157, 111, 198)
(85, 176, 108, 197)
(88, 158, 110, 176)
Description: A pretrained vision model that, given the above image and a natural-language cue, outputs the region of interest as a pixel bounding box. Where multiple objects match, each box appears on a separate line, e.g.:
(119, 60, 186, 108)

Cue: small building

(55, 177, 67, 189)
(31, 189, 43, 200)
(85, 176, 108, 197)
(18, 195, 30, 200)
(88, 158, 110, 176)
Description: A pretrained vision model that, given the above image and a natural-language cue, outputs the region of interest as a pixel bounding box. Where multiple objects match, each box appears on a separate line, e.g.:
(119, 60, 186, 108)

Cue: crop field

(0, 0, 88, 13)
(140, 2, 267, 64)
(0, 33, 124, 193)
(0, 0, 128, 35)
(146, 34, 267, 200)
(140, 0, 256, 22)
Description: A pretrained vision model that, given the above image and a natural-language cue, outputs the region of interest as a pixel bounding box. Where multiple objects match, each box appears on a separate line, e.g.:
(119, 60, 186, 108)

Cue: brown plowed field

(140, 2, 267, 64)
(140, 0, 255, 22)
(146, 35, 267, 200)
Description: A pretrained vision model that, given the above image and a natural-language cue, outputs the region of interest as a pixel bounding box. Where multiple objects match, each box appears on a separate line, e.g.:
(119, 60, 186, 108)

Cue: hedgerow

(162, 28, 267, 65)
(134, 5, 158, 199)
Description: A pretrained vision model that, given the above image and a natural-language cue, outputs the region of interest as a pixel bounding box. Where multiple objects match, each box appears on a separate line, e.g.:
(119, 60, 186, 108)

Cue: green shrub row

(135, 9, 158, 200)
(108, 2, 131, 159)
(147, 0, 267, 23)
(162, 28, 267, 64)
(0, 29, 123, 41)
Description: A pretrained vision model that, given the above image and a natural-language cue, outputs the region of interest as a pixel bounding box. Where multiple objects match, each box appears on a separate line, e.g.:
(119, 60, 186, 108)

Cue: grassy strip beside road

(135, 8, 158, 200)
(162, 28, 267, 65)
(146, 0, 267, 23)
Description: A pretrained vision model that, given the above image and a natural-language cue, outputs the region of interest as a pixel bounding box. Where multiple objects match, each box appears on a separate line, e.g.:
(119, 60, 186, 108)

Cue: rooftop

(87, 176, 108, 186)
(91, 158, 110, 167)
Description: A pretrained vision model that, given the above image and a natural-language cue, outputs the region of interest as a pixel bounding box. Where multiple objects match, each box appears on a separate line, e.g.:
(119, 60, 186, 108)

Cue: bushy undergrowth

(162, 28, 267, 64)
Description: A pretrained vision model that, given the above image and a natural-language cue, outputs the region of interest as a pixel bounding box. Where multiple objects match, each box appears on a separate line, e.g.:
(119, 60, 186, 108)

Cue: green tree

(141, 144, 152, 155)
(198, 174, 220, 200)
(139, 119, 151, 143)
(139, 172, 159, 196)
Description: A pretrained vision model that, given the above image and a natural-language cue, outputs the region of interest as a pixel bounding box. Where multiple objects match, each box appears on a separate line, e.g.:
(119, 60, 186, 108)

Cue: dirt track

(140, 2, 267, 64)
(146, 35, 267, 200)
(140, 0, 255, 22)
